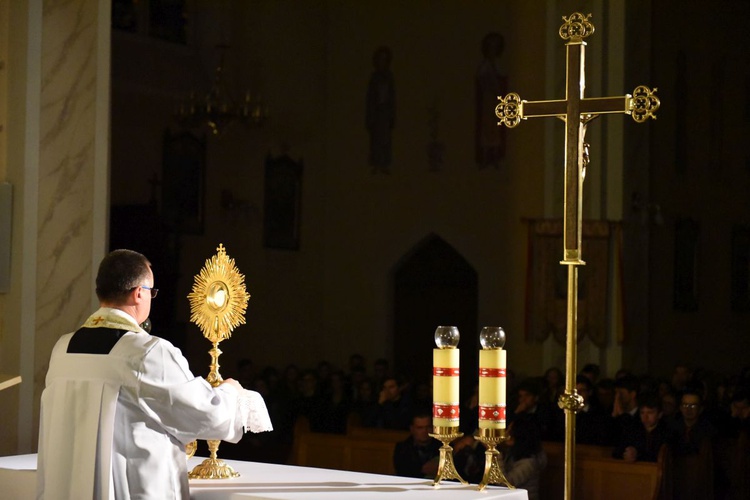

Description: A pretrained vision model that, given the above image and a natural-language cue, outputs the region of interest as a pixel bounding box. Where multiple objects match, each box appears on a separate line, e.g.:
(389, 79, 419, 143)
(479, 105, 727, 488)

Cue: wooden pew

(291, 418, 666, 500)
(540, 441, 667, 500)
(290, 416, 408, 475)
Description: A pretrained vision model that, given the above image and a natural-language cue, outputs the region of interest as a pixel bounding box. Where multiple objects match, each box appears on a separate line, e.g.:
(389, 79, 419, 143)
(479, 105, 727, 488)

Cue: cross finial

(559, 12, 595, 42)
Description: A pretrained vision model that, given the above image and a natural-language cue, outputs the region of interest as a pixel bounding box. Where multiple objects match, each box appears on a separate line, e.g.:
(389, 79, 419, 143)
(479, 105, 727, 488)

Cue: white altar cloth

(0, 454, 528, 500)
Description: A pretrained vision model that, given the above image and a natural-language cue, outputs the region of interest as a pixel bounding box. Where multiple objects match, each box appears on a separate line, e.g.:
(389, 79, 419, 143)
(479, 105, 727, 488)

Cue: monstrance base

(188, 456, 240, 480)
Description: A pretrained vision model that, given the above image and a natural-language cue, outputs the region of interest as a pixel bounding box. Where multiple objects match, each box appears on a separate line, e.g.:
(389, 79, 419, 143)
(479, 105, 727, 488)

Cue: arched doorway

(393, 234, 479, 403)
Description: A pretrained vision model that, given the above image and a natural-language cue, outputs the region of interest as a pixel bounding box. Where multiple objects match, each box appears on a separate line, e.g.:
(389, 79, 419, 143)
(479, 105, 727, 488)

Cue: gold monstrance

(187, 244, 250, 479)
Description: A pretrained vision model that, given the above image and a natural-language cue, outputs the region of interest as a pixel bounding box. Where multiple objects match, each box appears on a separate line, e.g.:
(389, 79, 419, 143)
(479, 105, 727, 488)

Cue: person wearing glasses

(37, 249, 272, 499)
(670, 388, 717, 455)
(668, 386, 718, 499)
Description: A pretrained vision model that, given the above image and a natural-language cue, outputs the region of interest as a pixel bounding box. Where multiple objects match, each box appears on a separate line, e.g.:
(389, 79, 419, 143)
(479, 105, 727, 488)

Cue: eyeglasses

(141, 285, 159, 298)
(681, 403, 699, 409)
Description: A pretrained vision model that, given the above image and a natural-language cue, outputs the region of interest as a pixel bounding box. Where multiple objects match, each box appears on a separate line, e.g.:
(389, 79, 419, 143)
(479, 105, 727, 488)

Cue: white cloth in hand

(238, 389, 273, 433)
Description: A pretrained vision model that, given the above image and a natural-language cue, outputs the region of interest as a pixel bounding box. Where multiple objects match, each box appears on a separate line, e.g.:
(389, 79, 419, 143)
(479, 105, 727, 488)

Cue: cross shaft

(493, 12, 659, 500)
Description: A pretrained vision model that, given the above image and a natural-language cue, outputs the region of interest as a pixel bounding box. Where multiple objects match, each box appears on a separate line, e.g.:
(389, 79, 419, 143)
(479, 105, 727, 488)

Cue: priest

(36, 249, 272, 499)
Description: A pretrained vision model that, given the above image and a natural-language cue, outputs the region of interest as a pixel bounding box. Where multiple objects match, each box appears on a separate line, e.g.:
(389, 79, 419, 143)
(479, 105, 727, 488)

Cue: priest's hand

(220, 378, 243, 393)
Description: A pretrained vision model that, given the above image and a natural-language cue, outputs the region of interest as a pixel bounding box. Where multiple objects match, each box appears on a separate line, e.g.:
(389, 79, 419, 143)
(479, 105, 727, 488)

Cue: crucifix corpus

(494, 12, 659, 499)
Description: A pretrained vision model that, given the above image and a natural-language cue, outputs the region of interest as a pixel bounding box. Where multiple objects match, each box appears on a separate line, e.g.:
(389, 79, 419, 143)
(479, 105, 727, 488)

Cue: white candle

(478, 348, 507, 429)
(433, 348, 460, 428)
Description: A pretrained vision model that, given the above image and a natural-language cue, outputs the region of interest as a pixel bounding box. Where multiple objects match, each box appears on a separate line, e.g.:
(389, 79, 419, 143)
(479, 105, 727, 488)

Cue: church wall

(619, 0, 654, 378)
(646, 0, 750, 380)
(313, 1, 547, 381)
(0, 0, 111, 454)
(110, 1, 549, 385)
(1, 1, 744, 458)
(108, 0, 750, 396)
(0, 0, 20, 457)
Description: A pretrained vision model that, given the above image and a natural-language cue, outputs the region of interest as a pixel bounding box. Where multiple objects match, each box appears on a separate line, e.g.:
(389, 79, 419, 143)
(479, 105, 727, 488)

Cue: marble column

(0, 0, 110, 454)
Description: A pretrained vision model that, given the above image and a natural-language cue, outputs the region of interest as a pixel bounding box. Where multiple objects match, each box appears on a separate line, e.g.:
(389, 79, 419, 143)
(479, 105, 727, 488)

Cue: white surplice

(37, 308, 272, 500)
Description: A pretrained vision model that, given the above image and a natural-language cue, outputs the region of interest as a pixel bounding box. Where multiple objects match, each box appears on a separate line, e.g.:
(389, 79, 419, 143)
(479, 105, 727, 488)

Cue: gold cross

(496, 12, 659, 264)
(91, 316, 105, 325)
(494, 13, 659, 500)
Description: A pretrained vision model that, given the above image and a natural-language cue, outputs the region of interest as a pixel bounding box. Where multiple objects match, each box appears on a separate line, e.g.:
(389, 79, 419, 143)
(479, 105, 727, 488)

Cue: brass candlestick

(429, 426, 468, 486)
(474, 427, 513, 491)
(186, 244, 251, 480)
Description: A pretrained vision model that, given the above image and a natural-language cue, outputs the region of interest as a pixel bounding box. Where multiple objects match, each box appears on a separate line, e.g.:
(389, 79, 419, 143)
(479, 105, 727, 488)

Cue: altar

(0, 454, 527, 500)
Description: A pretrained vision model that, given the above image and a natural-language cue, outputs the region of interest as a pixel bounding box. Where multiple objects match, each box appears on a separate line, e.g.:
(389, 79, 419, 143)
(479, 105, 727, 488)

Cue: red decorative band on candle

(433, 403, 460, 420)
(479, 368, 506, 377)
(433, 367, 460, 376)
(478, 405, 507, 421)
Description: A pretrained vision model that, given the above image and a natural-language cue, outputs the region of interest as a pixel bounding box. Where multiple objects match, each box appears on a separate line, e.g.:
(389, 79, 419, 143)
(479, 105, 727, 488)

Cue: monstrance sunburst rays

(187, 243, 250, 480)
(188, 243, 250, 344)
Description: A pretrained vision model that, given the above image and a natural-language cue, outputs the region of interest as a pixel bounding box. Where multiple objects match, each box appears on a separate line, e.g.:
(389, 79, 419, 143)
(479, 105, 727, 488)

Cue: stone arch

(392, 233, 479, 406)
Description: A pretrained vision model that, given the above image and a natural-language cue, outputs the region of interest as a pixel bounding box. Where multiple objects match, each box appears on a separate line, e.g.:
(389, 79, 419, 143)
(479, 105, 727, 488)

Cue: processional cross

(494, 13, 659, 500)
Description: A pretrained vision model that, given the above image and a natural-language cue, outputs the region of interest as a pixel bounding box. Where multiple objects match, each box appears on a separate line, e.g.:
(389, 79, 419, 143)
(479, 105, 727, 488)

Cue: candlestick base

(429, 427, 468, 486)
(474, 428, 513, 491)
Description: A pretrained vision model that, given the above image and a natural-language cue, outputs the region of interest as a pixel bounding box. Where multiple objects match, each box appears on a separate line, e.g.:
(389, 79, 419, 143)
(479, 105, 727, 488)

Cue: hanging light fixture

(175, 44, 268, 135)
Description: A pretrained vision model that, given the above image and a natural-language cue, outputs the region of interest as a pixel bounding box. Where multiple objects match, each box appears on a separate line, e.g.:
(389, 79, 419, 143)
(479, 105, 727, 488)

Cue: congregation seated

(373, 375, 414, 430)
(574, 375, 610, 446)
(453, 415, 549, 499)
(392, 412, 440, 479)
(668, 387, 718, 500)
(540, 367, 565, 410)
(510, 377, 563, 442)
(501, 415, 548, 500)
(291, 413, 666, 500)
(349, 377, 380, 427)
(612, 391, 668, 463)
(607, 374, 641, 446)
(214, 351, 750, 499)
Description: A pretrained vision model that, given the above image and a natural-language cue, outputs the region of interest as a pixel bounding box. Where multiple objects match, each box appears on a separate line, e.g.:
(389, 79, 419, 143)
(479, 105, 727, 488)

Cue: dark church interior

(109, 0, 749, 389)
(106, 3, 750, 493)
(1, 0, 749, 498)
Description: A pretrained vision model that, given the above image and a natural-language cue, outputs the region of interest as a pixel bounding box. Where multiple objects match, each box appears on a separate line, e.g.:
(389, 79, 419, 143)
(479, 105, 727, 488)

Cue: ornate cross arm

(495, 86, 660, 128)
(629, 85, 661, 122)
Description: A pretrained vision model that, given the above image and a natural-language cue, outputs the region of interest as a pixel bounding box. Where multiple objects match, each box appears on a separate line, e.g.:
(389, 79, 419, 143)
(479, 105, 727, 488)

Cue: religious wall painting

(475, 32, 507, 169)
(263, 154, 303, 250)
(673, 218, 700, 311)
(112, 0, 186, 43)
(112, 0, 139, 32)
(675, 51, 688, 175)
(427, 99, 445, 172)
(710, 59, 725, 172)
(162, 130, 206, 234)
(526, 220, 615, 348)
(366, 46, 396, 173)
(148, 0, 187, 44)
(731, 224, 750, 312)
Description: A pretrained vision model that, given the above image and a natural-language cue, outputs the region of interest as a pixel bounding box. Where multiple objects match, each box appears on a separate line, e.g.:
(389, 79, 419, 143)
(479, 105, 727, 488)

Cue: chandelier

(175, 44, 268, 135)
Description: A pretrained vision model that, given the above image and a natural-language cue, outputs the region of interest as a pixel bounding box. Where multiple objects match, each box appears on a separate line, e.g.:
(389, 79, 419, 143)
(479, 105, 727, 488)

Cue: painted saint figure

(475, 32, 507, 169)
(366, 46, 396, 173)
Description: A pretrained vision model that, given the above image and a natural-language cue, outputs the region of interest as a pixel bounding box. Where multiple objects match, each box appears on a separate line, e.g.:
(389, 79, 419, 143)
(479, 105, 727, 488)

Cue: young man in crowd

(607, 374, 640, 445)
(613, 391, 668, 462)
(392, 412, 440, 478)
